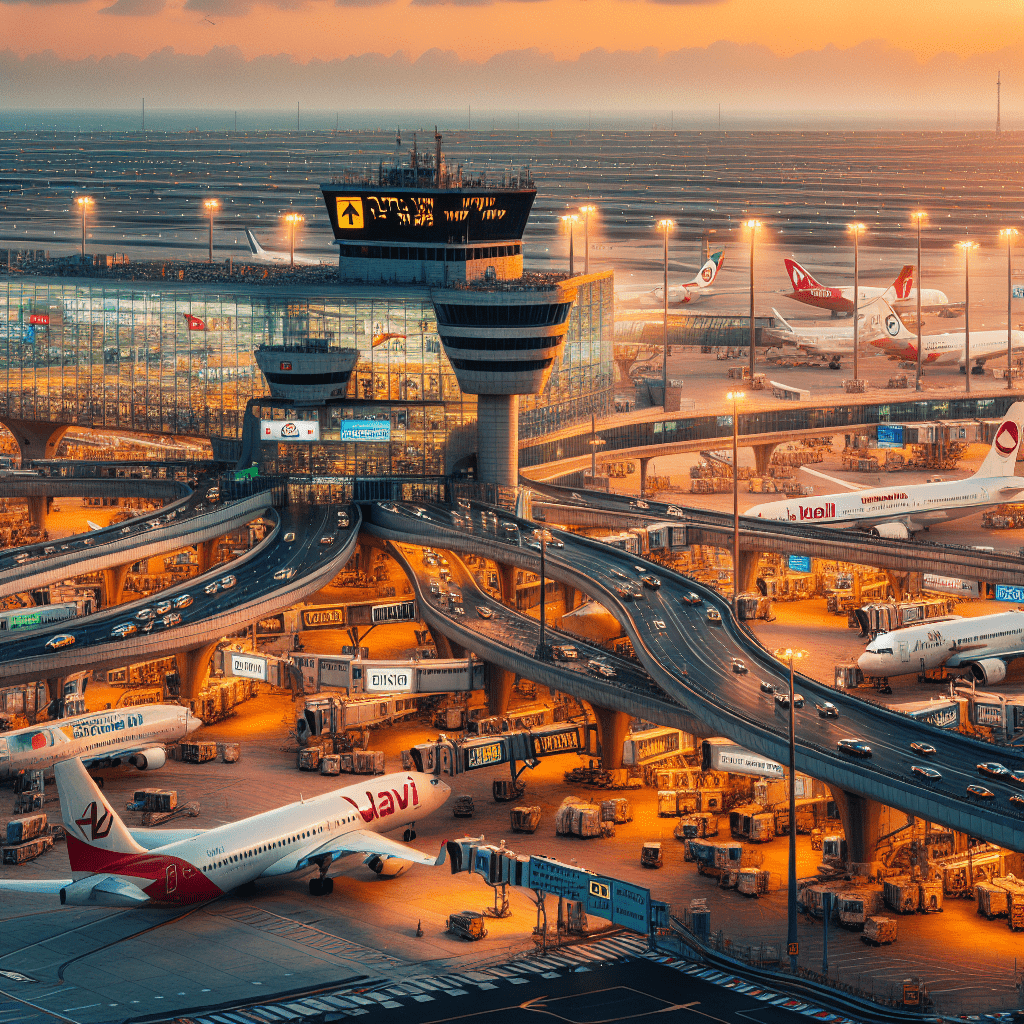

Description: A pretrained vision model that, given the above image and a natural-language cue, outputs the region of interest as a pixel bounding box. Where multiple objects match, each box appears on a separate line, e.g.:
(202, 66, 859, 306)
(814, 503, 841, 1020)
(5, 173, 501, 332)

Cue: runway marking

(518, 987, 707, 1023)
(0, 990, 78, 1024)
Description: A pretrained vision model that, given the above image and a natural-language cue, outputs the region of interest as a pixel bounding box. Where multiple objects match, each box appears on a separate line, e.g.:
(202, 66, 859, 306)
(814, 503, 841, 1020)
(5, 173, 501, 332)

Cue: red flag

(182, 313, 207, 331)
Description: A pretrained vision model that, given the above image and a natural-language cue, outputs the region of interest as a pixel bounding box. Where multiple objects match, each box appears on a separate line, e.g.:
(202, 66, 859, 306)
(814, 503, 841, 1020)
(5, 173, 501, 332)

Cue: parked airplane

(746, 402, 1024, 538)
(763, 305, 884, 369)
(0, 757, 450, 906)
(867, 297, 1024, 373)
(0, 703, 201, 779)
(784, 259, 954, 317)
(859, 609, 1024, 685)
(244, 228, 329, 266)
(619, 251, 727, 305)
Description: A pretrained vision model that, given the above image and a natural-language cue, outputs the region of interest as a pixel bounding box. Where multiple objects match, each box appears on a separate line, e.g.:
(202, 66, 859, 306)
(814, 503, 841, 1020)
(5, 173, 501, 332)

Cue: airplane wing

(946, 647, 1024, 669)
(799, 467, 864, 492)
(0, 878, 72, 894)
(999, 484, 1024, 497)
(296, 828, 449, 871)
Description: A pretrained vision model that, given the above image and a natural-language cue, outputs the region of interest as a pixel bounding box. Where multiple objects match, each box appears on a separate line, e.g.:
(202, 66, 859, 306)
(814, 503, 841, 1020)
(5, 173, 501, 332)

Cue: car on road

(610, 569, 629, 580)
(320, 536, 335, 546)
(641, 575, 661, 590)
(154, 612, 181, 630)
(630, 500, 650, 510)
(682, 592, 703, 606)
(205, 487, 220, 502)
(220, 574, 237, 590)
(428, 578, 441, 596)
(173, 594, 193, 610)
(626, 586, 644, 601)
(653, 619, 666, 631)
(120, 526, 132, 534)
(815, 701, 839, 718)
(526, 541, 542, 551)
(615, 586, 635, 601)
(45, 633, 76, 650)
(665, 506, 685, 518)
(547, 538, 564, 549)
(731, 658, 748, 674)
(283, 532, 296, 543)
(837, 738, 872, 758)
(451, 605, 465, 616)
(378, 502, 399, 513)
(203, 581, 219, 595)
(910, 742, 937, 756)
(759, 680, 774, 694)
(110, 622, 137, 639)
(706, 608, 721, 623)
(552, 644, 578, 661)
(1009, 773, 1024, 788)
(135, 608, 155, 622)
(476, 606, 493, 619)
(274, 567, 297, 581)
(978, 762, 1010, 779)
(1011, 794, 1024, 809)
(82, 538, 94, 546)
(775, 691, 804, 708)
(588, 661, 617, 679)
(967, 784, 995, 801)
(912, 765, 942, 781)
(337, 511, 350, 528)
(155, 600, 172, 615)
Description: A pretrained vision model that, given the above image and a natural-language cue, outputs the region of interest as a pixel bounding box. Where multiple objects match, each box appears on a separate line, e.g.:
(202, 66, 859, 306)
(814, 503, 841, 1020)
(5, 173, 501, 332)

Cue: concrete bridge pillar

(639, 458, 652, 498)
(828, 786, 885, 875)
(26, 495, 50, 533)
(735, 549, 762, 596)
(591, 704, 631, 770)
(752, 443, 777, 476)
(196, 538, 218, 575)
(0, 419, 69, 467)
(485, 663, 515, 717)
(428, 626, 455, 660)
(355, 542, 375, 578)
(884, 570, 909, 602)
(174, 642, 219, 701)
(99, 563, 131, 608)
(497, 563, 518, 608)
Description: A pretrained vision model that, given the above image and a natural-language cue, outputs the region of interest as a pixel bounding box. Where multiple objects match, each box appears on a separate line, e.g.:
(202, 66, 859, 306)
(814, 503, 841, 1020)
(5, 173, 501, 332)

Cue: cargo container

(919, 881, 943, 913)
(180, 741, 218, 764)
(510, 806, 541, 833)
(674, 814, 719, 841)
(353, 750, 385, 775)
(699, 789, 726, 814)
(884, 878, 920, 914)
(684, 901, 711, 943)
(641, 841, 663, 868)
(837, 889, 884, 929)
(2, 835, 53, 864)
(601, 798, 632, 823)
(658, 790, 680, 817)
(129, 790, 176, 813)
(822, 835, 848, 863)
(320, 754, 341, 775)
(676, 791, 698, 815)
(218, 742, 241, 763)
(447, 911, 487, 941)
(803, 884, 834, 919)
(555, 798, 605, 837)
(6, 812, 46, 845)
(737, 868, 771, 897)
(1009, 892, 1024, 932)
(976, 881, 1009, 918)
(729, 804, 775, 843)
(493, 779, 526, 802)
(453, 795, 475, 817)
(862, 916, 898, 945)
(297, 747, 322, 771)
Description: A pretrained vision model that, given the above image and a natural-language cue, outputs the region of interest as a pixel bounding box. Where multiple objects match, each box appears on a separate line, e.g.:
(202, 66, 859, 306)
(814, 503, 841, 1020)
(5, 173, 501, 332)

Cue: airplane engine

(969, 659, 1007, 686)
(365, 854, 412, 879)
(870, 522, 910, 540)
(128, 747, 166, 771)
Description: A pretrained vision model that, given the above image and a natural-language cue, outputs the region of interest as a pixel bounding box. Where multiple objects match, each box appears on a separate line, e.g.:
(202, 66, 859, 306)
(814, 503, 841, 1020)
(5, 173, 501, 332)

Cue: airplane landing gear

(309, 876, 334, 897)
(403, 827, 417, 842)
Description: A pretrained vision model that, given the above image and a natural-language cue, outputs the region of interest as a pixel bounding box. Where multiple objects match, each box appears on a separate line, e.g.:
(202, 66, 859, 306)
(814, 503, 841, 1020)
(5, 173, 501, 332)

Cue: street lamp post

(533, 528, 553, 659)
(774, 646, 806, 975)
(744, 220, 761, 380)
(579, 205, 596, 275)
(847, 223, 866, 383)
(726, 390, 744, 620)
(284, 213, 304, 267)
(76, 196, 93, 257)
(658, 219, 674, 394)
(959, 241, 978, 392)
(1002, 228, 1018, 389)
(204, 198, 219, 263)
(561, 214, 578, 276)
(911, 212, 927, 390)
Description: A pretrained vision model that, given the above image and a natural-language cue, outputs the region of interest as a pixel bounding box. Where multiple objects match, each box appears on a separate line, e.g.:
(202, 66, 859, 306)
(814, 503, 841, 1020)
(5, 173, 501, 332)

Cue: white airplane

(244, 228, 329, 266)
(867, 297, 1024, 374)
(763, 305, 885, 368)
(618, 250, 727, 305)
(746, 401, 1024, 539)
(859, 608, 1024, 686)
(0, 757, 450, 906)
(0, 703, 201, 779)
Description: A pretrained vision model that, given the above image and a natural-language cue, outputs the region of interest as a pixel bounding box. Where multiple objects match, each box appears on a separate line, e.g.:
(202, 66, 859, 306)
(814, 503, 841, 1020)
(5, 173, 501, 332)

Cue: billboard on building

(371, 601, 417, 624)
(339, 420, 391, 443)
(366, 667, 413, 692)
(261, 419, 320, 442)
(876, 424, 904, 448)
(923, 574, 979, 597)
(996, 584, 1024, 603)
(229, 653, 267, 681)
(788, 555, 812, 573)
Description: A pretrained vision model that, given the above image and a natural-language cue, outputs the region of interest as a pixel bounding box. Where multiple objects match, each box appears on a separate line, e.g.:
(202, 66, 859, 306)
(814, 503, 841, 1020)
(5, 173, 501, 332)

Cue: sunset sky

(0, 0, 1019, 113)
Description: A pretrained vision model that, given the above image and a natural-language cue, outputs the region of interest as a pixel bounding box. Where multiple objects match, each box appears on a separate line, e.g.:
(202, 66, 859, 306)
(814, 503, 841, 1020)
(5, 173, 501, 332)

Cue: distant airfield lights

(579, 205, 597, 275)
(560, 213, 579, 276)
(657, 218, 674, 387)
(847, 222, 867, 382)
(772, 645, 807, 975)
(203, 198, 219, 264)
(910, 211, 928, 391)
(283, 212, 304, 267)
(743, 219, 762, 379)
(958, 240, 979, 393)
(1001, 228, 1019, 391)
(76, 195, 93, 257)
(726, 388, 745, 621)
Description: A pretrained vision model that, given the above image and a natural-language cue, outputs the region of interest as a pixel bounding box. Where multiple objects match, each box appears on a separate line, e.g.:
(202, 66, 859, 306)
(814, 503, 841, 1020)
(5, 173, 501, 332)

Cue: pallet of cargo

(6, 812, 47, 845)
(297, 747, 322, 771)
(2, 834, 53, 864)
(180, 741, 217, 764)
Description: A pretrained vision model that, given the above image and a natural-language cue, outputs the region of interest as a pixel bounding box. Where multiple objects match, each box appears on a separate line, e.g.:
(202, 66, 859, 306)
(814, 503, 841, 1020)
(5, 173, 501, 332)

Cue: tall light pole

(847, 223, 866, 382)
(774, 646, 806, 975)
(533, 527, 553, 659)
(1002, 228, 1018, 389)
(727, 390, 744, 620)
(76, 196, 93, 257)
(284, 213, 304, 267)
(658, 219, 674, 392)
(745, 220, 761, 380)
(911, 211, 927, 391)
(959, 241, 978, 392)
(579, 205, 596, 275)
(561, 214, 578, 276)
(204, 198, 219, 264)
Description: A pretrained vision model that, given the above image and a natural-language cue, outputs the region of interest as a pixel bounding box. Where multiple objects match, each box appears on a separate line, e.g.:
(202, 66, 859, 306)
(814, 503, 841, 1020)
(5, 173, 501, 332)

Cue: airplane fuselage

(872, 329, 1024, 366)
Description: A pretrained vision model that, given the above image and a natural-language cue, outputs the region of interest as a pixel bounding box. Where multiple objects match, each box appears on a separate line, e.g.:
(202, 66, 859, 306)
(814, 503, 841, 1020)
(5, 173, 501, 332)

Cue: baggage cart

(2, 835, 53, 864)
(884, 877, 920, 914)
(976, 881, 1009, 919)
(510, 805, 541, 833)
(447, 910, 487, 941)
(601, 797, 632, 823)
(129, 790, 176, 813)
(918, 881, 943, 913)
(6, 812, 46, 845)
(493, 779, 526, 802)
(297, 747, 322, 771)
(641, 841, 663, 868)
(658, 790, 679, 817)
(320, 754, 342, 776)
(1009, 892, 1024, 932)
(180, 741, 217, 764)
(676, 790, 698, 815)
(219, 742, 241, 763)
(453, 795, 475, 817)
(862, 916, 898, 946)
(353, 750, 385, 775)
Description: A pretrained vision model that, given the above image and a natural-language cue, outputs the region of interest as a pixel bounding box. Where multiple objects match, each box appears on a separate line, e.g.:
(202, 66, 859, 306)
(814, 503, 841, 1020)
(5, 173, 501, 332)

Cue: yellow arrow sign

(336, 197, 364, 230)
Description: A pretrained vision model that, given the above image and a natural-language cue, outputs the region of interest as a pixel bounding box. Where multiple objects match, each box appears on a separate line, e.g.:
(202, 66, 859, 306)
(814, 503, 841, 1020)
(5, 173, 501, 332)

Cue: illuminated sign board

(996, 585, 1024, 603)
(876, 423, 904, 448)
(1014, 286, 1024, 299)
(908, 701, 960, 729)
(302, 606, 346, 629)
(230, 653, 267, 681)
(371, 601, 416, 624)
(366, 669, 412, 692)
(465, 741, 505, 770)
(974, 703, 1004, 726)
(788, 555, 812, 573)
(923, 574, 979, 597)
(261, 419, 320, 442)
(340, 420, 391, 443)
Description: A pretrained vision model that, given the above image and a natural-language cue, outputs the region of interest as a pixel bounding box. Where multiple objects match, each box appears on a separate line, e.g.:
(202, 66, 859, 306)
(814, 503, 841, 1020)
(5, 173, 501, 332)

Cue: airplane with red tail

(0, 757, 450, 906)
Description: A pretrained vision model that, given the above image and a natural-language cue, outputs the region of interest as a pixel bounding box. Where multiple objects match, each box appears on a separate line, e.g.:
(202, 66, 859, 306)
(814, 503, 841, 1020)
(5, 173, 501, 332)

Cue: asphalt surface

(372, 499, 1024, 848)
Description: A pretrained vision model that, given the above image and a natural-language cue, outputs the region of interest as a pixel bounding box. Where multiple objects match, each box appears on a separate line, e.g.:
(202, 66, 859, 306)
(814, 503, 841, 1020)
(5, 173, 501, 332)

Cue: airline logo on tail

(890, 265, 915, 301)
(884, 313, 903, 338)
(685, 250, 725, 289)
(995, 420, 1019, 457)
(785, 259, 822, 292)
(75, 801, 113, 841)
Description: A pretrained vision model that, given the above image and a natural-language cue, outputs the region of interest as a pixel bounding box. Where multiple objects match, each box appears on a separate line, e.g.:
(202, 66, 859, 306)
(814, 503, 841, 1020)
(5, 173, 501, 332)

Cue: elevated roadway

(369, 499, 1024, 859)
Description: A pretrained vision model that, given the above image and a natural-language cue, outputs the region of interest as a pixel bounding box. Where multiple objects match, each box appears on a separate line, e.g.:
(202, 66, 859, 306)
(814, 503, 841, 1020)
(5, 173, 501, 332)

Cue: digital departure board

(320, 186, 536, 244)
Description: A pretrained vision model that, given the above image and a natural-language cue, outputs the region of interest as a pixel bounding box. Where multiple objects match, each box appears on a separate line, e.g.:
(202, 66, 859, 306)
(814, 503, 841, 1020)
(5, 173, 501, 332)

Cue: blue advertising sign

(996, 585, 1024, 603)
(788, 555, 812, 573)
(1013, 286, 1024, 299)
(876, 423, 904, 448)
(339, 419, 391, 442)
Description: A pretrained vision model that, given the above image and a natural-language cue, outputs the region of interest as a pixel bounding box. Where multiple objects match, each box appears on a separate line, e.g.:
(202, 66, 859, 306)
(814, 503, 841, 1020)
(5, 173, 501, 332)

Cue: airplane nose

(857, 652, 881, 675)
(187, 713, 203, 733)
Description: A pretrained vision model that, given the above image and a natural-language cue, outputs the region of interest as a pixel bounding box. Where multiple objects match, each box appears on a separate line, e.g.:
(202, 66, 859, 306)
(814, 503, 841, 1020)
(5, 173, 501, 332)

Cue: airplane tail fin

(770, 308, 794, 333)
(54, 757, 144, 870)
(784, 258, 822, 292)
(858, 296, 915, 345)
(975, 402, 1024, 478)
(244, 228, 267, 257)
(684, 250, 725, 289)
(883, 264, 915, 302)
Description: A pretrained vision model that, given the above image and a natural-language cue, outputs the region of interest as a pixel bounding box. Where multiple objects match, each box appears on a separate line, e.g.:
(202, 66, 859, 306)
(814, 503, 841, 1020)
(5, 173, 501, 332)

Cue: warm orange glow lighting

(204, 199, 220, 211)
(911, 210, 927, 222)
(726, 390, 745, 401)
(76, 196, 93, 207)
(657, 218, 674, 231)
(284, 212, 304, 224)
(847, 222, 867, 234)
